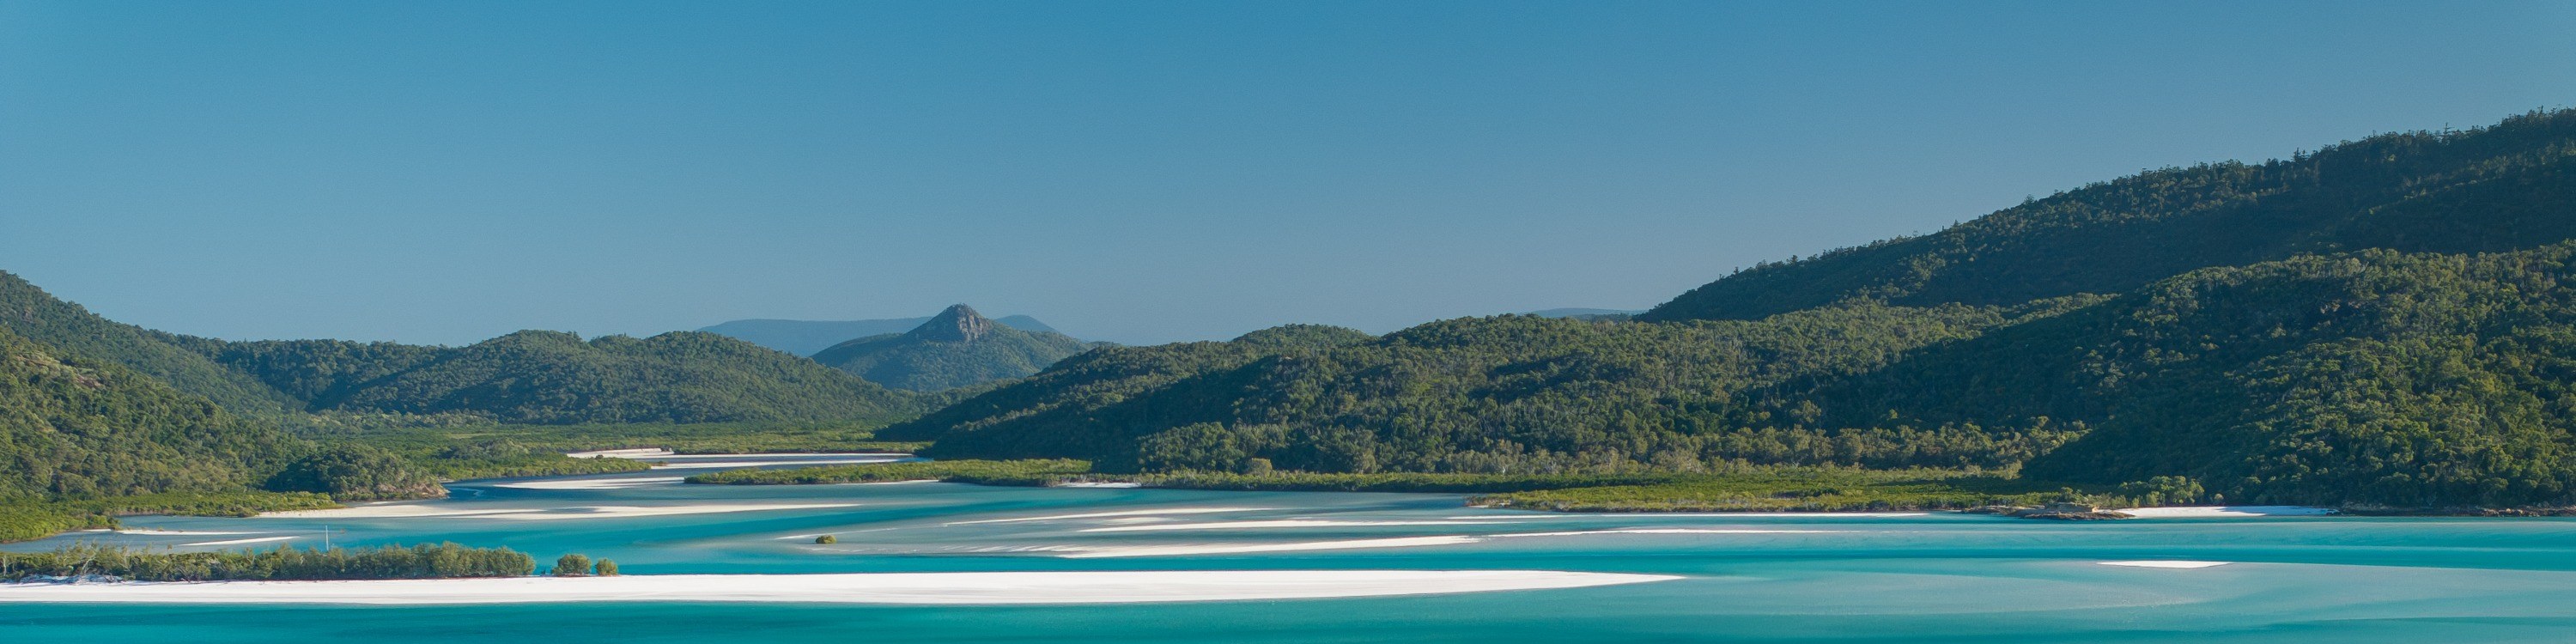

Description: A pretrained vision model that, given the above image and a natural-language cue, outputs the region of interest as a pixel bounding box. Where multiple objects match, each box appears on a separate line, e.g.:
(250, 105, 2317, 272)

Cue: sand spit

(2111, 506, 2336, 518)
(1492, 528, 1838, 538)
(488, 477, 689, 490)
(649, 457, 906, 470)
(563, 448, 674, 459)
(1081, 519, 1518, 533)
(0, 570, 1678, 605)
(947, 507, 1276, 526)
(1055, 537, 1484, 558)
(2098, 561, 2233, 568)
(260, 502, 858, 520)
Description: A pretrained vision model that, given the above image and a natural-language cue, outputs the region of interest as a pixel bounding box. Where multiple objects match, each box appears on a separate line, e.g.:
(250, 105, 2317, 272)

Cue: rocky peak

(910, 304, 996, 343)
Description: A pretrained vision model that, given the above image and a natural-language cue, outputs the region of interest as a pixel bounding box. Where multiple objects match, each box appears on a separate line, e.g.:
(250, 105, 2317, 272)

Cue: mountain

(901, 110, 2576, 508)
(1526, 307, 1645, 321)
(234, 331, 924, 424)
(701, 314, 1060, 356)
(0, 271, 295, 414)
(0, 325, 299, 499)
(1643, 108, 2576, 322)
(810, 305, 1095, 392)
(0, 271, 922, 425)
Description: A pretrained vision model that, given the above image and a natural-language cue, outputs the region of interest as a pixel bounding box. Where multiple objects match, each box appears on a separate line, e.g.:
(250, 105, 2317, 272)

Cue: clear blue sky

(3, 1, 2570, 345)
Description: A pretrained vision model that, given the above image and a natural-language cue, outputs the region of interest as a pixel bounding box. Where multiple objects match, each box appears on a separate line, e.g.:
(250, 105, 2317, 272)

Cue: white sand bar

(2099, 561, 2233, 568)
(649, 457, 906, 470)
(564, 448, 673, 459)
(0, 570, 1677, 605)
(489, 477, 688, 490)
(179, 536, 300, 547)
(2112, 506, 2336, 518)
(1056, 536, 1483, 558)
(948, 507, 1274, 526)
(1082, 519, 1516, 533)
(261, 502, 857, 520)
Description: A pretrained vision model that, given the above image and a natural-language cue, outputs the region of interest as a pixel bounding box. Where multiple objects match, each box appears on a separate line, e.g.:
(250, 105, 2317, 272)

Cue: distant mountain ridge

(0, 271, 923, 425)
(810, 305, 1095, 392)
(701, 314, 1060, 356)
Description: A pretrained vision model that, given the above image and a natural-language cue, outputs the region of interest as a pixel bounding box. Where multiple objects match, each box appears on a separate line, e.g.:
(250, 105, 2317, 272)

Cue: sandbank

(0, 569, 1677, 605)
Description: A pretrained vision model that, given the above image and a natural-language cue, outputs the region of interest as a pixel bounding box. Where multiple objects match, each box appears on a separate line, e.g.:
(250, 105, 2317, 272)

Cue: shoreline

(0, 569, 1677, 605)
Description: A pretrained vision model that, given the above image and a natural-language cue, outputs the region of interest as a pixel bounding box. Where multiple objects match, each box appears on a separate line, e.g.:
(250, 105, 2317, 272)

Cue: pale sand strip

(1081, 519, 1516, 533)
(180, 536, 300, 547)
(2111, 506, 2335, 518)
(947, 507, 1275, 526)
(0, 570, 1677, 605)
(2099, 561, 2232, 568)
(649, 458, 906, 470)
(1492, 528, 1838, 538)
(563, 448, 673, 459)
(260, 502, 857, 520)
(1055, 537, 1484, 558)
(489, 477, 689, 490)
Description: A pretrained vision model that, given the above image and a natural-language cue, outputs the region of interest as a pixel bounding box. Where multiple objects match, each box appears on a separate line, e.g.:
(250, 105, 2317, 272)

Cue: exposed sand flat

(1081, 519, 1517, 533)
(261, 502, 858, 520)
(489, 477, 688, 490)
(2099, 561, 2233, 568)
(0, 569, 1678, 605)
(1492, 528, 1838, 538)
(563, 448, 673, 459)
(1056, 536, 1483, 558)
(258, 505, 546, 519)
(1051, 482, 1143, 489)
(947, 507, 1275, 526)
(2111, 506, 2336, 518)
(180, 536, 301, 547)
(649, 458, 905, 470)
(112, 529, 259, 536)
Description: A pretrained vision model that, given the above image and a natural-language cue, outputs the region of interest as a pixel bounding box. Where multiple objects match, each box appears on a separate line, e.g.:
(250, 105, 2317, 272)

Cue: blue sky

(3, 1, 2570, 345)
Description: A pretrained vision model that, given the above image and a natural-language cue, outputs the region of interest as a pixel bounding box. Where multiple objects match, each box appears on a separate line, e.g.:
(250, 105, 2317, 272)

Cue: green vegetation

(813, 534, 836, 544)
(0, 543, 536, 581)
(702, 313, 1062, 356)
(892, 110, 2576, 511)
(811, 305, 1095, 392)
(687, 459, 1091, 485)
(552, 553, 591, 577)
(281, 330, 923, 424)
(1641, 108, 2576, 322)
(593, 559, 618, 576)
(262, 445, 447, 501)
(0, 492, 342, 543)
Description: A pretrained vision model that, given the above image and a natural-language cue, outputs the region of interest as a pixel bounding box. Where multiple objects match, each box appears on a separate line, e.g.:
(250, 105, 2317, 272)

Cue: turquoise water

(9, 464, 2576, 642)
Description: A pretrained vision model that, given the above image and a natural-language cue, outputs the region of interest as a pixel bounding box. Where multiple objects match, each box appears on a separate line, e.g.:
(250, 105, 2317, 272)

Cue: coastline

(0, 570, 1677, 605)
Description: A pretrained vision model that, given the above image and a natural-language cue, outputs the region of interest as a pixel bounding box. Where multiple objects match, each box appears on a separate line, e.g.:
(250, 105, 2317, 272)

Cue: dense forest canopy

(907, 109, 2576, 508)
(1643, 108, 2576, 322)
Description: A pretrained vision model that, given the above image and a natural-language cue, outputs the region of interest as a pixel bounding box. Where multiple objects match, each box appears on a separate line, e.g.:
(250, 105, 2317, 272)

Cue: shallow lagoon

(9, 465, 2576, 642)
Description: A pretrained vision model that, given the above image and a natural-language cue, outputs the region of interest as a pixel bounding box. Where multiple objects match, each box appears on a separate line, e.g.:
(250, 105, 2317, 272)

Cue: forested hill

(1642, 108, 2576, 322)
(810, 305, 1094, 392)
(310, 330, 924, 424)
(0, 325, 298, 498)
(0, 272, 924, 424)
(702, 313, 1060, 356)
(902, 111, 2576, 509)
(0, 271, 295, 413)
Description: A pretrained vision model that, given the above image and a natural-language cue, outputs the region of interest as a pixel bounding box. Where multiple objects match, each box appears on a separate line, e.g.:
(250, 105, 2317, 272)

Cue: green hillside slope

(811, 305, 1092, 392)
(1643, 108, 2576, 322)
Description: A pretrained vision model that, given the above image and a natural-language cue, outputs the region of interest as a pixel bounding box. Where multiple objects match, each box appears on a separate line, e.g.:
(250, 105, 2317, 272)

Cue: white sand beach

(947, 507, 1274, 526)
(489, 477, 688, 490)
(260, 502, 857, 520)
(0, 569, 1677, 605)
(2099, 561, 2233, 568)
(649, 457, 907, 470)
(563, 448, 674, 459)
(2111, 506, 2335, 518)
(1492, 528, 1838, 538)
(1054, 536, 1484, 558)
(1080, 519, 1518, 532)
(180, 536, 300, 547)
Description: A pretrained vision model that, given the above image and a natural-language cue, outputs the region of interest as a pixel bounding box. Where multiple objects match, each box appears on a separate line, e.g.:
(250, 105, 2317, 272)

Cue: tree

(592, 559, 618, 576)
(553, 553, 590, 577)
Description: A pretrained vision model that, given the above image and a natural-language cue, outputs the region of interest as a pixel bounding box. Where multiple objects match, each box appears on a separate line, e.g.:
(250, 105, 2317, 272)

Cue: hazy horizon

(5, 1, 2570, 345)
